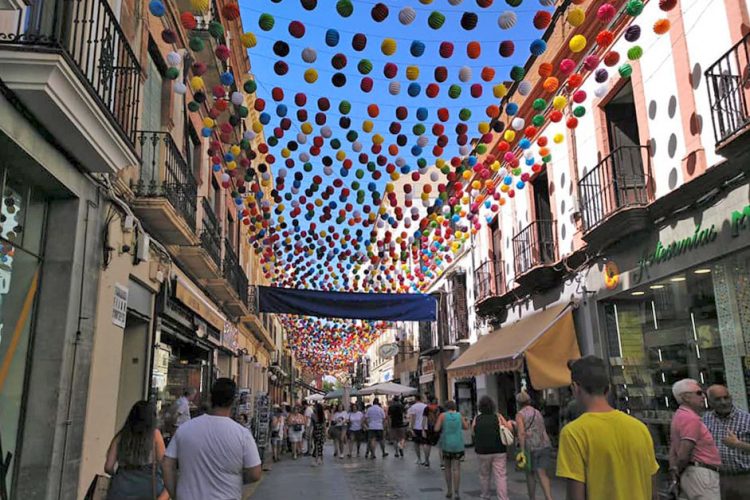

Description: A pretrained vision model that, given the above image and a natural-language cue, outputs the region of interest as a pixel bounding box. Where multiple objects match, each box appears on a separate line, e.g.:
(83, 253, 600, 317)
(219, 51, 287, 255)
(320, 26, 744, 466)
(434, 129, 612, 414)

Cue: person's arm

(154, 429, 166, 462)
(104, 435, 118, 475)
(516, 414, 526, 450)
(434, 413, 446, 432)
(461, 415, 469, 430)
(162, 457, 178, 499)
(724, 430, 750, 452)
(566, 479, 586, 500)
(673, 439, 696, 473)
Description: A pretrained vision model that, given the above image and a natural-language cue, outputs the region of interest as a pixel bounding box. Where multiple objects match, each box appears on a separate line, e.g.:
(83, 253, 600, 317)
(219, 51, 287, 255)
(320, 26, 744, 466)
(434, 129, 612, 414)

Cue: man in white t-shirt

(174, 387, 197, 428)
(303, 401, 315, 455)
(407, 394, 428, 465)
(365, 398, 389, 459)
(163, 378, 262, 500)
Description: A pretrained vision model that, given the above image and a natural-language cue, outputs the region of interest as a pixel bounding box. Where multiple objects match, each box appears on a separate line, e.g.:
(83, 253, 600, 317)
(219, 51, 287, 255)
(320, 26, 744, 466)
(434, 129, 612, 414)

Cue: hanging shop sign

(223, 321, 240, 352)
(112, 283, 129, 328)
(635, 204, 750, 282)
(422, 358, 434, 375)
(175, 279, 225, 331)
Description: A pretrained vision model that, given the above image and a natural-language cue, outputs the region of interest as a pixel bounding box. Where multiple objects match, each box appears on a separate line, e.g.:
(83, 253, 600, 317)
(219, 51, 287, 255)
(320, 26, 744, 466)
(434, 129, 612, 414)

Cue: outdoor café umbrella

(357, 382, 418, 396)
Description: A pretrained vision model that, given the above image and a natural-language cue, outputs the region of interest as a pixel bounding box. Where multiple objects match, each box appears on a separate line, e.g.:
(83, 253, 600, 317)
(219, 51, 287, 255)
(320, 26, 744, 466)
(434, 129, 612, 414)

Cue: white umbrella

(358, 382, 418, 396)
(306, 393, 324, 402)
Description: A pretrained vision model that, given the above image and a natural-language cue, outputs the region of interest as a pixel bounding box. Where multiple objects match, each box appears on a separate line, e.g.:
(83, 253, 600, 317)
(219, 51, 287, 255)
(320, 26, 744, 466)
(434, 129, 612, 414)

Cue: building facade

(430, 0, 750, 451)
(0, 0, 293, 497)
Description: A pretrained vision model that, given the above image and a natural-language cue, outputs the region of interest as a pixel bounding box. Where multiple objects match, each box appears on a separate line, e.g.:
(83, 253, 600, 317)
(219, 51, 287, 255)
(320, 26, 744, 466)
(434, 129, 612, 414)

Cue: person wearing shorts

(286, 406, 306, 459)
(516, 391, 554, 500)
(436, 400, 469, 500)
(388, 396, 408, 458)
(347, 403, 366, 457)
(365, 398, 388, 459)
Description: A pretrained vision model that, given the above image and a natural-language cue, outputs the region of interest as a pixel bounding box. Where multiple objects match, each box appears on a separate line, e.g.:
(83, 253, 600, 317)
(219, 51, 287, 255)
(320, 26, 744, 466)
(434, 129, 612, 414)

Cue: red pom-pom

(371, 2, 389, 22)
(604, 51, 620, 67)
(470, 84, 482, 98)
(271, 87, 284, 101)
(360, 77, 373, 92)
(383, 62, 398, 78)
(596, 30, 615, 47)
(659, 0, 677, 11)
(222, 3, 240, 21)
(476, 0, 493, 7)
(467, 41, 481, 59)
(288, 20, 306, 38)
(426, 83, 440, 97)
(352, 33, 367, 51)
(215, 44, 231, 61)
(180, 12, 197, 30)
(434, 66, 448, 82)
(396, 106, 408, 120)
(438, 108, 449, 122)
(331, 53, 347, 69)
(273, 60, 288, 75)
(533, 10, 552, 30)
(294, 93, 307, 106)
(549, 110, 563, 122)
(566, 117, 579, 129)
(439, 42, 454, 58)
(499, 40, 515, 57)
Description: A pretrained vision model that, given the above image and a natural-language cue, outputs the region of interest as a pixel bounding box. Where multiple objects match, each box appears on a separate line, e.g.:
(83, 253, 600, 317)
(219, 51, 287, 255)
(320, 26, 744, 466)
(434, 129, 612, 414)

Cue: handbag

(84, 474, 110, 500)
(515, 449, 532, 472)
(497, 415, 514, 447)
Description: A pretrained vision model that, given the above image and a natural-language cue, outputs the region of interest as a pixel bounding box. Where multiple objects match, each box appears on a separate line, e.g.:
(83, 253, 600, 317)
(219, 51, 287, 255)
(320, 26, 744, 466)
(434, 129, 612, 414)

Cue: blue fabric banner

(258, 286, 437, 321)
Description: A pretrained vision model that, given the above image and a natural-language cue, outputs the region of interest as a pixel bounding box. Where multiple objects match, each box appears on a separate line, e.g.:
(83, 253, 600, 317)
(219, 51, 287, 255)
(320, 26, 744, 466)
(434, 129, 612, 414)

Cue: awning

(447, 303, 580, 390)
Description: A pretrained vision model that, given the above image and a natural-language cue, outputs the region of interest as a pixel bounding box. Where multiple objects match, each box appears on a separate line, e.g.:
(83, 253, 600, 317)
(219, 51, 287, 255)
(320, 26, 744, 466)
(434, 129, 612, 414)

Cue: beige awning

(447, 303, 580, 389)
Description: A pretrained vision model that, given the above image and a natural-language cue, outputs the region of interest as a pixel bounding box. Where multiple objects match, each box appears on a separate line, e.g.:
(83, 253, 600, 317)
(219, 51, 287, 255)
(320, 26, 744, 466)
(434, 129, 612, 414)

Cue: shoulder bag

(497, 415, 515, 447)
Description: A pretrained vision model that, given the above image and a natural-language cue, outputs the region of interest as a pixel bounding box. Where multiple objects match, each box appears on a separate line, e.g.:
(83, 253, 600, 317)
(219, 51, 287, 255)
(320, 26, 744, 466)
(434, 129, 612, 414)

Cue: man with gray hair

(669, 379, 721, 499)
(703, 385, 750, 500)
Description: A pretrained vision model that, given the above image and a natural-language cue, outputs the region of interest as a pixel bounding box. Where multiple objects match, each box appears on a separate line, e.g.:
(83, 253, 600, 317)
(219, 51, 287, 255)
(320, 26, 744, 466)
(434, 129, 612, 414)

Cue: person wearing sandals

(473, 396, 511, 500)
(105, 401, 168, 500)
(516, 391, 554, 500)
(331, 403, 348, 459)
(286, 406, 306, 459)
(311, 403, 328, 466)
(435, 400, 469, 500)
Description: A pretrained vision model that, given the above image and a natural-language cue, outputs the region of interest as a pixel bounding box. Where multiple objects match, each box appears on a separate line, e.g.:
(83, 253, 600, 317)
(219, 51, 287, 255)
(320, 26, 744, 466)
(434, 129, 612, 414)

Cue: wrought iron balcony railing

(133, 131, 198, 231)
(223, 239, 249, 306)
(512, 219, 558, 277)
(0, 0, 141, 149)
(578, 145, 651, 232)
(200, 198, 222, 269)
(706, 31, 750, 146)
(474, 258, 505, 303)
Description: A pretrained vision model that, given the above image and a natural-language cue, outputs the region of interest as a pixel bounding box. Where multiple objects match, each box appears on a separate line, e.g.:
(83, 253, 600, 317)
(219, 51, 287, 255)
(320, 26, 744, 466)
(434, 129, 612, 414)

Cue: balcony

(173, 198, 221, 279)
(512, 219, 561, 290)
(474, 258, 513, 318)
(131, 131, 198, 245)
(706, 31, 750, 154)
(578, 146, 652, 252)
(0, 0, 141, 174)
(204, 238, 248, 317)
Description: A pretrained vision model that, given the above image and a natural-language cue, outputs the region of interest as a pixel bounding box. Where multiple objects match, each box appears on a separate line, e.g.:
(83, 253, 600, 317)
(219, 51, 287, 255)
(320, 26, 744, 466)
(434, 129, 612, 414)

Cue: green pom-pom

(476, 144, 487, 154)
(330, 138, 341, 149)
(243, 80, 257, 93)
(339, 100, 351, 114)
(165, 67, 180, 80)
(208, 20, 224, 38)
(417, 158, 427, 168)
(357, 59, 373, 75)
(267, 136, 278, 146)
(413, 123, 426, 135)
(532, 114, 545, 126)
(187, 101, 200, 112)
(346, 130, 358, 141)
(573, 106, 586, 118)
(448, 84, 462, 98)
(618, 63, 633, 78)
(259, 13, 275, 31)
(510, 65, 525, 82)
(532, 98, 547, 111)
(303, 162, 313, 172)
(428, 11, 446, 29)
(238, 106, 249, 117)
(336, 0, 353, 17)
(459, 108, 472, 120)
(505, 0, 523, 6)
(626, 0, 644, 16)
(627, 45, 643, 61)
(189, 37, 205, 52)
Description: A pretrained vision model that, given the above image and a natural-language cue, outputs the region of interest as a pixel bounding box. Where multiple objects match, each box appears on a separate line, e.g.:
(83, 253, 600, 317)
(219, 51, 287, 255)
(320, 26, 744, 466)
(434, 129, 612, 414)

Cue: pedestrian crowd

(96, 356, 750, 500)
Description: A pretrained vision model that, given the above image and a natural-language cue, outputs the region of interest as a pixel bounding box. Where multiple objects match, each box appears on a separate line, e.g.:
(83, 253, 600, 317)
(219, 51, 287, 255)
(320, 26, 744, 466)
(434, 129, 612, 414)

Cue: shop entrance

(116, 313, 150, 427)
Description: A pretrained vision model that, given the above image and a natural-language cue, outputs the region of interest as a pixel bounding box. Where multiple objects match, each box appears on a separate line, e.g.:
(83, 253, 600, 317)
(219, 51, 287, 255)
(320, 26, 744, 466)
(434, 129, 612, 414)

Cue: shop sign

(112, 283, 128, 328)
(175, 280, 225, 331)
(422, 358, 434, 375)
(223, 322, 240, 352)
(635, 203, 750, 282)
(419, 373, 434, 384)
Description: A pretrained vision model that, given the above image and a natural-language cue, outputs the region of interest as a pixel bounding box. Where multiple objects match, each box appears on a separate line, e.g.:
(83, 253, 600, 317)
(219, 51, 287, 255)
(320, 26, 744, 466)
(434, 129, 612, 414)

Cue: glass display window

(601, 248, 750, 460)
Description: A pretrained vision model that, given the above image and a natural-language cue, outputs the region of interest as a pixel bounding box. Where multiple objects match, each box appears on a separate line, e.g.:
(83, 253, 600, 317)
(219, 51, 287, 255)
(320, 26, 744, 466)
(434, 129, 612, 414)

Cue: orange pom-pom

(653, 19, 671, 35)
(467, 41, 482, 59)
(538, 62, 554, 78)
(486, 105, 500, 118)
(481, 66, 496, 82)
(367, 104, 379, 117)
(543, 77, 559, 93)
(596, 30, 615, 47)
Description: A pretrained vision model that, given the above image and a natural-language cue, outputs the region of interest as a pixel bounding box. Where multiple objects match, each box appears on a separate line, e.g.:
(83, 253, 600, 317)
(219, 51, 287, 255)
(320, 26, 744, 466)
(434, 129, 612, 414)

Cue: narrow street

(251, 444, 566, 499)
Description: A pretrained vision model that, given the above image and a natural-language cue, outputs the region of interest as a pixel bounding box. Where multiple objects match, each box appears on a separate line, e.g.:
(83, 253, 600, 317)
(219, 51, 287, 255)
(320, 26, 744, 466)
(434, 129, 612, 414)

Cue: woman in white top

(331, 403, 348, 459)
(346, 403, 366, 458)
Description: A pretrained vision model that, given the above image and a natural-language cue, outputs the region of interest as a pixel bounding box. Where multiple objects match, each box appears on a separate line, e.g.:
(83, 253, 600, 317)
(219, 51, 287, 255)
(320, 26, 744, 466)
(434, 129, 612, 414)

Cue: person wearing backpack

(473, 396, 512, 500)
(422, 396, 442, 467)
(516, 391, 553, 500)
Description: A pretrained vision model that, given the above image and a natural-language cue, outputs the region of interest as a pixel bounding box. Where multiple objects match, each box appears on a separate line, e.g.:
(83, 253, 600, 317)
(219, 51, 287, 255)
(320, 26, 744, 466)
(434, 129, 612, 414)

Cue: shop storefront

(592, 186, 750, 462)
(151, 277, 226, 438)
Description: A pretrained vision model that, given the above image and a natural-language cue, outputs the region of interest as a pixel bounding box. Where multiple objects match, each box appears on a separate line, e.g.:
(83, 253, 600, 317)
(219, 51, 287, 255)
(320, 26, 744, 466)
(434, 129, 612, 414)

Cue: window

(210, 177, 220, 218)
(449, 273, 469, 341)
(226, 211, 237, 251)
(531, 171, 555, 263)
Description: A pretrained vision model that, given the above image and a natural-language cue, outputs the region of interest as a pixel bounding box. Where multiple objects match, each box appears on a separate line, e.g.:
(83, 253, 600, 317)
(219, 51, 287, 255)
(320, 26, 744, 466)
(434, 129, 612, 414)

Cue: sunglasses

(683, 390, 705, 397)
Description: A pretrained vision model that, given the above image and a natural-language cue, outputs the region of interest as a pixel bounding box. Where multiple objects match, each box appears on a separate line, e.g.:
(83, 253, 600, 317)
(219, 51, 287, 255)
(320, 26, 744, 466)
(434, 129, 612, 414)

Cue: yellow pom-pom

(569, 34, 587, 53)
(381, 38, 397, 56)
(493, 84, 508, 98)
(567, 7, 585, 27)
(552, 96, 568, 110)
(363, 120, 374, 133)
(191, 76, 204, 90)
(301, 122, 313, 134)
(553, 133, 565, 144)
(503, 130, 516, 142)
(190, 0, 209, 13)
(240, 32, 257, 48)
(478, 122, 490, 134)
(304, 68, 318, 83)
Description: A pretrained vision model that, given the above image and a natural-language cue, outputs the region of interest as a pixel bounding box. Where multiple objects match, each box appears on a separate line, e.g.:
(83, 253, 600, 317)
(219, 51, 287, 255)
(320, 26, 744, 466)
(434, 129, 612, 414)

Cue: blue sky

(239, 0, 548, 291)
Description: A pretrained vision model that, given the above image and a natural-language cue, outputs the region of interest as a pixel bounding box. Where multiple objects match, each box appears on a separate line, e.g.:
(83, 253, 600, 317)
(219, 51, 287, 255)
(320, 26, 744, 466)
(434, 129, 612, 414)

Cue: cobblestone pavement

(250, 443, 566, 499)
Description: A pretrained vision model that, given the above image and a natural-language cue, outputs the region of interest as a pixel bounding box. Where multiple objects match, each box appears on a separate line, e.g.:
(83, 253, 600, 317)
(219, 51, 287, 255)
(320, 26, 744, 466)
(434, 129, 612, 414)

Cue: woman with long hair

(435, 400, 469, 500)
(311, 402, 328, 466)
(473, 395, 511, 500)
(286, 406, 306, 460)
(104, 401, 167, 500)
(516, 391, 554, 500)
(331, 403, 348, 459)
(346, 402, 365, 458)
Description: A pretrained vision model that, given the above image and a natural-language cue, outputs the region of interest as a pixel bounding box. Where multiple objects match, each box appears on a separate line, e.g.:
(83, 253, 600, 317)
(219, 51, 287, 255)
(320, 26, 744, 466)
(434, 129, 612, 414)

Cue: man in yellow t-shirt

(556, 356, 660, 500)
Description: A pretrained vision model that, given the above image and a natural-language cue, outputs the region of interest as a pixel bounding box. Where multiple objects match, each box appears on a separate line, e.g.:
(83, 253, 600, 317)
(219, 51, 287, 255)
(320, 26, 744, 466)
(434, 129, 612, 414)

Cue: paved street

(250, 444, 566, 499)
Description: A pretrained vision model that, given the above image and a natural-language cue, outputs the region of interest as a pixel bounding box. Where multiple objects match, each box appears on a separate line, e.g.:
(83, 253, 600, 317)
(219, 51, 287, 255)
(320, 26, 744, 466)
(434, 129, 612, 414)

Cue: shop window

(0, 166, 46, 497)
(603, 249, 750, 461)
